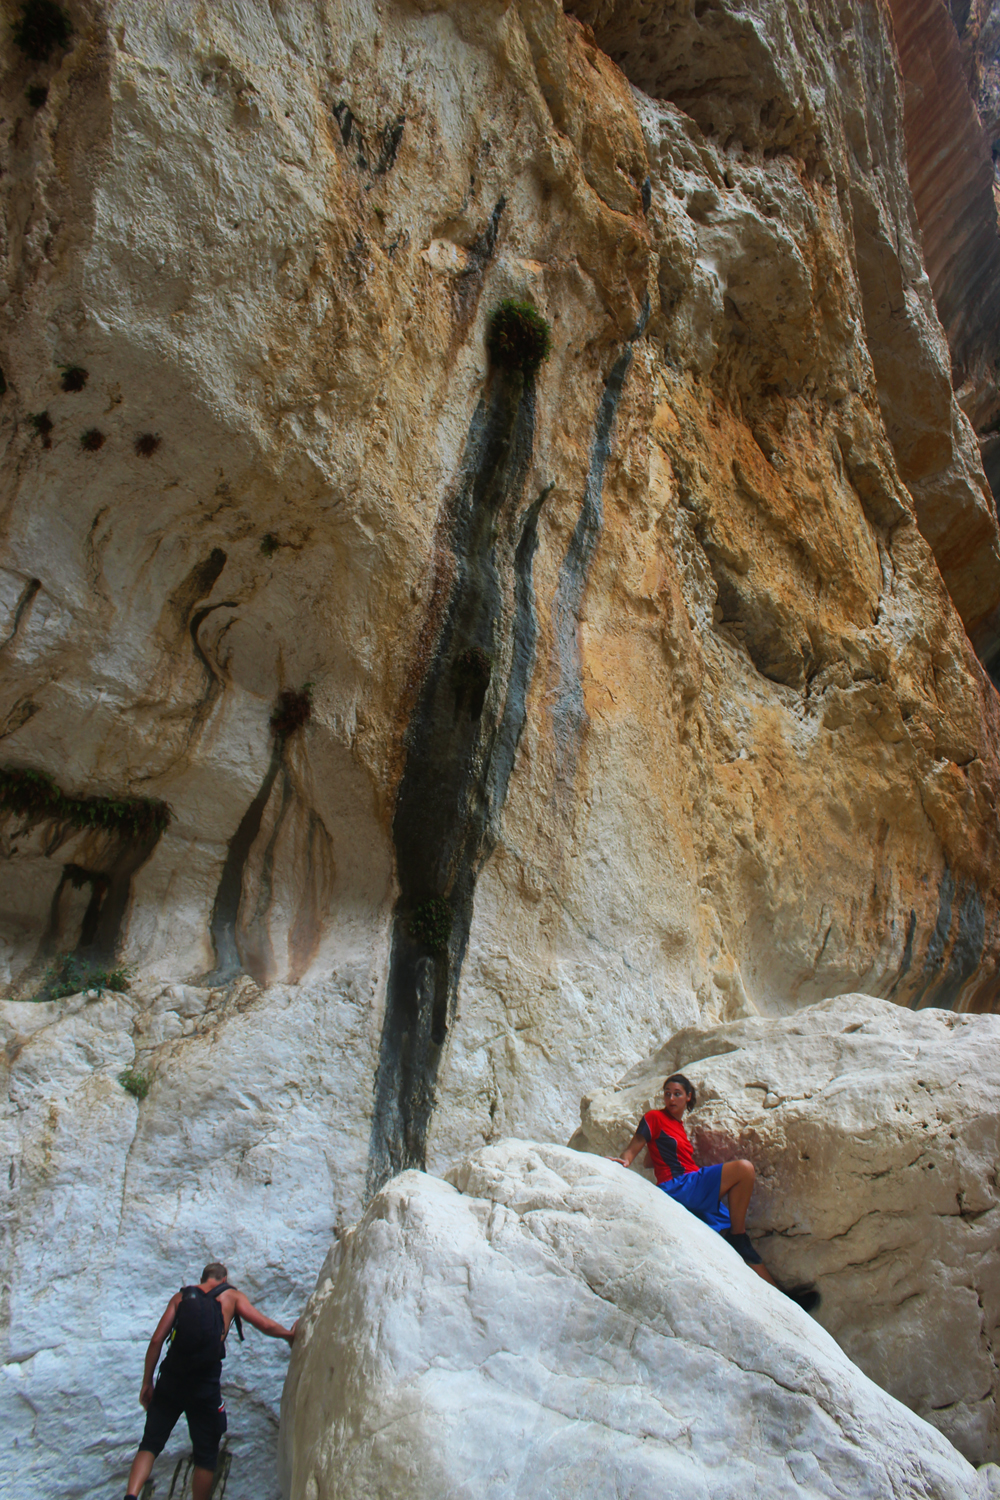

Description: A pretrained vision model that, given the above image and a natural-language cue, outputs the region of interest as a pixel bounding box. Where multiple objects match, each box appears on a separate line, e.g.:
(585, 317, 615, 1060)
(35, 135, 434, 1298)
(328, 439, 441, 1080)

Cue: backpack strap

(208, 1281, 244, 1342)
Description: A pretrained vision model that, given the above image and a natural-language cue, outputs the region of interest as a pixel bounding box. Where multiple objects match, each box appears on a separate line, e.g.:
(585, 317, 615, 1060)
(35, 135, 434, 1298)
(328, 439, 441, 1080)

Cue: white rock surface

(573, 995, 1000, 1463)
(280, 1139, 1000, 1499)
(0, 977, 376, 1499)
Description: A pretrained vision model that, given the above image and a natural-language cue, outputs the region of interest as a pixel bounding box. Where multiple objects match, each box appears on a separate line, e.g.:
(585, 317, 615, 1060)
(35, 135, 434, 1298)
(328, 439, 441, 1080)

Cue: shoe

(784, 1283, 821, 1314)
(724, 1229, 763, 1266)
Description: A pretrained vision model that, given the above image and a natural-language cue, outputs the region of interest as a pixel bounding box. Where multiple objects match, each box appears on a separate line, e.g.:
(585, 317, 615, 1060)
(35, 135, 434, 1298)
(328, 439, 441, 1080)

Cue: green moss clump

(271, 684, 313, 738)
(260, 533, 280, 557)
(487, 300, 551, 377)
(0, 766, 171, 840)
(119, 1068, 150, 1100)
(12, 0, 71, 62)
(409, 897, 452, 953)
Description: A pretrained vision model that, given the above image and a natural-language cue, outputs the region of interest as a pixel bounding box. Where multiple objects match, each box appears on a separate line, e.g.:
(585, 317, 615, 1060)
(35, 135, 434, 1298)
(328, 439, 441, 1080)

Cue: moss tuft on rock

(118, 1068, 150, 1100)
(134, 432, 160, 458)
(487, 300, 551, 377)
(409, 897, 452, 953)
(28, 410, 53, 447)
(80, 427, 105, 452)
(270, 684, 313, 738)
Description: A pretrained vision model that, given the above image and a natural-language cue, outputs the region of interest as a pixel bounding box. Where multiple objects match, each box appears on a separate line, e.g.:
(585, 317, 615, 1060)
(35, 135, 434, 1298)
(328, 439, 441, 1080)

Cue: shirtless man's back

(123, 1261, 297, 1500)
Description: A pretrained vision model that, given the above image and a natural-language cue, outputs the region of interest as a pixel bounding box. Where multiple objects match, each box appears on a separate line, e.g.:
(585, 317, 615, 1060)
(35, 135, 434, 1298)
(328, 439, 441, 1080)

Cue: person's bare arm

(139, 1293, 180, 1409)
(611, 1130, 647, 1169)
(233, 1291, 298, 1345)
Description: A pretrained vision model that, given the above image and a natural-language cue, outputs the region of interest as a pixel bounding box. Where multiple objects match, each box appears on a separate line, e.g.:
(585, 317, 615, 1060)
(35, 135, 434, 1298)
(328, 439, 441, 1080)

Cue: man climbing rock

(123, 1261, 297, 1500)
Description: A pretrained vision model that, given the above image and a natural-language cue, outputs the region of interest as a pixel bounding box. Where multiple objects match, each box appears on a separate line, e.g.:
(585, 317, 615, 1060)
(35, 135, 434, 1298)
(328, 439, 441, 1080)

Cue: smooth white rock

(280, 1139, 1000, 1499)
(0, 977, 376, 1499)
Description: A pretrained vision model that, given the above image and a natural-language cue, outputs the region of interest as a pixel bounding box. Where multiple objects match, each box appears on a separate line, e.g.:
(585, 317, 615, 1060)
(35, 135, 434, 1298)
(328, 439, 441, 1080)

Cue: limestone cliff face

(2, 1, 1000, 1495)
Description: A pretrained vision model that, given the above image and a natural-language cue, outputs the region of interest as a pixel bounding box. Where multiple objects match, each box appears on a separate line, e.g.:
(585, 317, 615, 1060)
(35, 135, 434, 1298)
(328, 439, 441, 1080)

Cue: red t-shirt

(637, 1110, 697, 1184)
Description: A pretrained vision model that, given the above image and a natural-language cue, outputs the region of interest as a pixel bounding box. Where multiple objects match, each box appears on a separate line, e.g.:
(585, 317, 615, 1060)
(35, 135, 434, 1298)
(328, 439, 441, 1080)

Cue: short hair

(664, 1073, 697, 1108)
(201, 1261, 228, 1283)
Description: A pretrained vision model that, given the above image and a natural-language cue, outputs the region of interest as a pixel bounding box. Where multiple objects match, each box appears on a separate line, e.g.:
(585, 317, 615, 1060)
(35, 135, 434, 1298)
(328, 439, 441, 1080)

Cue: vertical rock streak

(552, 301, 649, 786)
(366, 373, 544, 1196)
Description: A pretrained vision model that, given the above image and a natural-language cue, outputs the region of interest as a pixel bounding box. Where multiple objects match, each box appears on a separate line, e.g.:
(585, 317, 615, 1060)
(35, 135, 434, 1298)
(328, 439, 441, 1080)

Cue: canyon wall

(2, 1, 1000, 1495)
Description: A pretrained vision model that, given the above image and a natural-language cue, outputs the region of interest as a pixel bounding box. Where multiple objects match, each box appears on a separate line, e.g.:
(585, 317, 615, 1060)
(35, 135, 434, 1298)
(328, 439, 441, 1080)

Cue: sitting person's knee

(737, 1158, 755, 1182)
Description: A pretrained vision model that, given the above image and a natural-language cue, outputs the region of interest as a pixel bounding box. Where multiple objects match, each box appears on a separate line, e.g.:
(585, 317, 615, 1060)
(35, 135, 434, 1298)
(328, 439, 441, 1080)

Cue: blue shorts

(658, 1163, 731, 1235)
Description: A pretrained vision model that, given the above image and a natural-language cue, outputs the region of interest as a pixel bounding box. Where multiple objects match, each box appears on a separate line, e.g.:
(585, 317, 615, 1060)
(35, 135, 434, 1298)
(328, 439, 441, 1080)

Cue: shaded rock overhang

(887, 0, 1000, 430)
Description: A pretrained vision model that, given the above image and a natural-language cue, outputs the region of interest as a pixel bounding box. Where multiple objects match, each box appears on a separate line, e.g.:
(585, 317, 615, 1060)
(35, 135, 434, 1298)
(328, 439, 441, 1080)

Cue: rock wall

(3, 1, 1000, 1495)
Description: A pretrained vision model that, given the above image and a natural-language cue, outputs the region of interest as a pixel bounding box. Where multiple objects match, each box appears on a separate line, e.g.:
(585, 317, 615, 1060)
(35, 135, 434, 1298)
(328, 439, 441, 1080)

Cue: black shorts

(139, 1370, 228, 1471)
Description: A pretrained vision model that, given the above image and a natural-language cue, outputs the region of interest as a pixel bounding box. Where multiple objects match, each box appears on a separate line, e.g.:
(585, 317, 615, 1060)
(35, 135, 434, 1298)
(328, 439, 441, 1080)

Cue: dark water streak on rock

(366, 371, 545, 1197)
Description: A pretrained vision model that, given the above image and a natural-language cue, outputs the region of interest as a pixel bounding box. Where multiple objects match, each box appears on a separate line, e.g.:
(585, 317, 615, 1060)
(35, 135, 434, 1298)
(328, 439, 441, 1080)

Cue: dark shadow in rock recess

(204, 743, 282, 983)
(366, 367, 549, 1198)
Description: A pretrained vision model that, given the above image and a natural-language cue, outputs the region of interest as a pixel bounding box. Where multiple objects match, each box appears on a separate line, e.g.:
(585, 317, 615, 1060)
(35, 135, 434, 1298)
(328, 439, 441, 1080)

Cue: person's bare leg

(126, 1449, 156, 1496)
(719, 1158, 755, 1233)
(192, 1466, 215, 1500)
(750, 1261, 777, 1285)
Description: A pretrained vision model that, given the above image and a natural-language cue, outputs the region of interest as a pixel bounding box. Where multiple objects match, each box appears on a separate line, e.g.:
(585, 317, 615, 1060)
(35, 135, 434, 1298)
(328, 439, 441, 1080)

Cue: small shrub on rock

(409, 897, 452, 953)
(260, 533, 280, 557)
(80, 427, 105, 451)
(487, 300, 551, 377)
(38, 955, 132, 1002)
(26, 84, 48, 108)
(134, 432, 160, 458)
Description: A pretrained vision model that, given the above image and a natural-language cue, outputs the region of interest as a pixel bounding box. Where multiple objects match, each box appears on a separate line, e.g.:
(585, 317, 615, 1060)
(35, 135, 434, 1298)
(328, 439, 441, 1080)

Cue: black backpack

(161, 1283, 244, 1377)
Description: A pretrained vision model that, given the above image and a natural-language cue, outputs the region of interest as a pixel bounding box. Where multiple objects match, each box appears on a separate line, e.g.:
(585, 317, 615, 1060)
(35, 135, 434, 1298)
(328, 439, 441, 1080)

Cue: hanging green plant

(487, 300, 551, 377)
(0, 766, 171, 840)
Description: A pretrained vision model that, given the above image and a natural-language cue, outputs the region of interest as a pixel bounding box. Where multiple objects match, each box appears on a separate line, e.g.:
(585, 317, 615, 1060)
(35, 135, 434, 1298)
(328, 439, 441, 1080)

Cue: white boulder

(279, 1139, 1000, 1499)
(573, 995, 1000, 1463)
